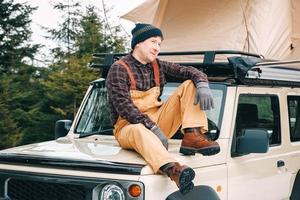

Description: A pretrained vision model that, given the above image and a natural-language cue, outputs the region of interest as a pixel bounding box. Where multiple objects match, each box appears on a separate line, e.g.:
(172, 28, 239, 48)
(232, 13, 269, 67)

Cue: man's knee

(125, 123, 162, 142)
(122, 123, 165, 150)
(179, 80, 196, 92)
(181, 80, 194, 87)
(177, 80, 196, 96)
(124, 123, 149, 137)
(118, 123, 149, 148)
(126, 123, 146, 131)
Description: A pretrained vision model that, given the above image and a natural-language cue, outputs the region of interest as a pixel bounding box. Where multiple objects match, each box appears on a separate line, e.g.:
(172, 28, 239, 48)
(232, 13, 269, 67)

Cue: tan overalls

(114, 59, 208, 173)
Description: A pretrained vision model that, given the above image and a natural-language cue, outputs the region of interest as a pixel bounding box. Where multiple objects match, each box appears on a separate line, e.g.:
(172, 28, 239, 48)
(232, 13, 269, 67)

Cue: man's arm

(106, 63, 156, 129)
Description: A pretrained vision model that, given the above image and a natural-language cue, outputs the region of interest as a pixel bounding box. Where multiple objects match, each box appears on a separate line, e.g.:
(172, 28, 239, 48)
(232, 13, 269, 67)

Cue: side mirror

(236, 128, 269, 155)
(55, 120, 72, 139)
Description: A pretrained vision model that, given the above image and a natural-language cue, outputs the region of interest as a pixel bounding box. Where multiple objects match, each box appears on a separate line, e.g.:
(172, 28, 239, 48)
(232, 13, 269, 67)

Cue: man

(106, 23, 220, 194)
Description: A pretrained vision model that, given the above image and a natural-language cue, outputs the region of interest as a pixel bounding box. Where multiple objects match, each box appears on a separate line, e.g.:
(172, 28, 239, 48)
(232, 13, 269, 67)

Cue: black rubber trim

(166, 185, 220, 200)
(0, 153, 144, 175)
(291, 170, 300, 200)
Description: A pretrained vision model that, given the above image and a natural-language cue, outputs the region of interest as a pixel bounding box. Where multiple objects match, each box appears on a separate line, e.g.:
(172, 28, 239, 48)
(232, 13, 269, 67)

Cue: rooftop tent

(122, 0, 300, 60)
(289, 0, 300, 60)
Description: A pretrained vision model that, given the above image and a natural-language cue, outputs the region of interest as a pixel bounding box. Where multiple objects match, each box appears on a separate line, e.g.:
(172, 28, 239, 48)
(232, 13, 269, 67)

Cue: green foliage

(0, 0, 46, 149)
(43, 2, 126, 120)
(42, 55, 98, 118)
(0, 0, 127, 149)
(0, 64, 57, 148)
(46, 1, 127, 57)
(75, 5, 126, 56)
(0, 76, 20, 148)
(46, 0, 81, 57)
(0, 0, 40, 74)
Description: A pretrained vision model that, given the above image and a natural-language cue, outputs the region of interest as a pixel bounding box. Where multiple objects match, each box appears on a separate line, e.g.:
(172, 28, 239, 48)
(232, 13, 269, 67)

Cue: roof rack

(90, 50, 300, 87)
(90, 50, 262, 79)
(90, 50, 262, 68)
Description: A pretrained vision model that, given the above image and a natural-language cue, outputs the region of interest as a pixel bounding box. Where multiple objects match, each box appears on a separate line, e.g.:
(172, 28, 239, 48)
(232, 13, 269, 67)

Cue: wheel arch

(290, 170, 300, 200)
(166, 185, 220, 200)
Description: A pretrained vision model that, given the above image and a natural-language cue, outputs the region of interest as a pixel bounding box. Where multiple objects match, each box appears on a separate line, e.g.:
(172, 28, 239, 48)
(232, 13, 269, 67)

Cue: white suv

(0, 51, 299, 200)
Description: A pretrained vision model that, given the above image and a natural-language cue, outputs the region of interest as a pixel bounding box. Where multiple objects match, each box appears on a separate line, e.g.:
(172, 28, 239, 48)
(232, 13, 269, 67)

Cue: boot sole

(180, 145, 220, 156)
(180, 182, 194, 195)
(179, 167, 195, 194)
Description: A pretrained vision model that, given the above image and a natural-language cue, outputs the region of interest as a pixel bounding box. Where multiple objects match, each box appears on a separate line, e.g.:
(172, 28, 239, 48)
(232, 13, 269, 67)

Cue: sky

(14, 0, 145, 65)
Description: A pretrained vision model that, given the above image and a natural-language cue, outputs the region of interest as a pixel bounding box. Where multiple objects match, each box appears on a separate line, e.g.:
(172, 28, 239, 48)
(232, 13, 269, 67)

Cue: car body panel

(227, 86, 300, 200)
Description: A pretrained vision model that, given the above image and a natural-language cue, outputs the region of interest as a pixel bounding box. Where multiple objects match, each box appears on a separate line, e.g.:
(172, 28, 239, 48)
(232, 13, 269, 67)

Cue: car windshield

(76, 80, 226, 139)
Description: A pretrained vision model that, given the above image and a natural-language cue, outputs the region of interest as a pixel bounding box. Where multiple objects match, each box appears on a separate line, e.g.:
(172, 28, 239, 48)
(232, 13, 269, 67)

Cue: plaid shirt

(105, 54, 208, 129)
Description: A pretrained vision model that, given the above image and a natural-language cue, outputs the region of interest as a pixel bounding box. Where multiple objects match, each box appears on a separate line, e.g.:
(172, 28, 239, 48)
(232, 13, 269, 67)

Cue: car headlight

(99, 184, 125, 200)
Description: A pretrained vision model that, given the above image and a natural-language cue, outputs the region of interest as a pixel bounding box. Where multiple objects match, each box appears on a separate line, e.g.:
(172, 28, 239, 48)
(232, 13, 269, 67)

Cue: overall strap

(116, 59, 160, 89)
(151, 59, 160, 87)
(116, 60, 136, 90)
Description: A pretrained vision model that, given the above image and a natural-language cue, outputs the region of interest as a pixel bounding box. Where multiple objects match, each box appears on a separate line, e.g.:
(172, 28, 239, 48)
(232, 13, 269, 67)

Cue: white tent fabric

(122, 0, 300, 60)
(289, 0, 300, 60)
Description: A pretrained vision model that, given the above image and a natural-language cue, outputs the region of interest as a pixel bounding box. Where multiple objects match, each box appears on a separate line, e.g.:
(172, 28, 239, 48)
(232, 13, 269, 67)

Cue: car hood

(0, 135, 227, 175)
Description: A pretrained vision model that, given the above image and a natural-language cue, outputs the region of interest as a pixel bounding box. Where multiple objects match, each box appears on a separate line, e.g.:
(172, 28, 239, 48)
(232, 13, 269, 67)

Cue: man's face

(135, 36, 162, 63)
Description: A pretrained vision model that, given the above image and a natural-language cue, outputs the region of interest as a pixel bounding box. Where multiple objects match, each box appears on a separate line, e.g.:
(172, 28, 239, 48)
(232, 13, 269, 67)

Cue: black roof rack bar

(91, 50, 262, 69)
(93, 50, 261, 57)
(203, 51, 216, 64)
(242, 78, 300, 88)
(89, 62, 232, 71)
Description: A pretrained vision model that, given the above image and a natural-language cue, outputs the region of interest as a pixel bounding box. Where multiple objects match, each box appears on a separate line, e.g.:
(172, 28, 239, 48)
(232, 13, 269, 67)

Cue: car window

(76, 82, 113, 137)
(288, 96, 300, 142)
(76, 82, 226, 140)
(161, 83, 226, 140)
(234, 94, 281, 146)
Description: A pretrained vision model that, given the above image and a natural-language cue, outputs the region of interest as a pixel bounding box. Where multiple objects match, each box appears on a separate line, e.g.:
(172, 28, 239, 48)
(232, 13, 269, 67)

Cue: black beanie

(131, 23, 163, 49)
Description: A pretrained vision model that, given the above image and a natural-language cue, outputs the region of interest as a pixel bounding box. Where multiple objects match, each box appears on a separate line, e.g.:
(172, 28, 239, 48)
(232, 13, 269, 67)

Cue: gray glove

(150, 125, 168, 150)
(194, 82, 214, 110)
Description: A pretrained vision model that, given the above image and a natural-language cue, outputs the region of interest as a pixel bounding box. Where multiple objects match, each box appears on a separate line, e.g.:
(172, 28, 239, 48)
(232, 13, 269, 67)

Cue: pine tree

(75, 5, 126, 57)
(46, 0, 81, 58)
(0, 0, 39, 74)
(0, 0, 128, 149)
(0, 0, 44, 149)
(44, 3, 127, 119)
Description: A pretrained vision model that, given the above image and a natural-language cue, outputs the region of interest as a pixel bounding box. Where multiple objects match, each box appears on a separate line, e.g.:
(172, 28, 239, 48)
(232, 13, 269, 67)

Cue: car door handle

(277, 160, 285, 168)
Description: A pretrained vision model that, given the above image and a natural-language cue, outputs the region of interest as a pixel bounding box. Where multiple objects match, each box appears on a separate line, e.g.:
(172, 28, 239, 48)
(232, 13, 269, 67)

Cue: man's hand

(194, 82, 214, 110)
(150, 125, 168, 150)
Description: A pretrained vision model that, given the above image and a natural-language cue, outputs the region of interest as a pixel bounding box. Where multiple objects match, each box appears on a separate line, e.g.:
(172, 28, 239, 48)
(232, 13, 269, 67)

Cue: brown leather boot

(161, 162, 195, 195)
(180, 128, 220, 156)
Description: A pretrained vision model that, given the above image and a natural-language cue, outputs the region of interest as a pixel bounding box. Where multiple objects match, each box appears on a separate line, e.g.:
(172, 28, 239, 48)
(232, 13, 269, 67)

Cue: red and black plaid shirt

(105, 54, 208, 129)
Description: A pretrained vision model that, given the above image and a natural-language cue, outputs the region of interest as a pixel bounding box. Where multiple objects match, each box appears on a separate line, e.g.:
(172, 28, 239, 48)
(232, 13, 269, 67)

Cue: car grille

(7, 178, 86, 200)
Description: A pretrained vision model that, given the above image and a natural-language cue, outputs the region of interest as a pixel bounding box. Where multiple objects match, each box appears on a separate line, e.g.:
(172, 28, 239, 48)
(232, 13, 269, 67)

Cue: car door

(285, 92, 300, 199)
(227, 86, 292, 200)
